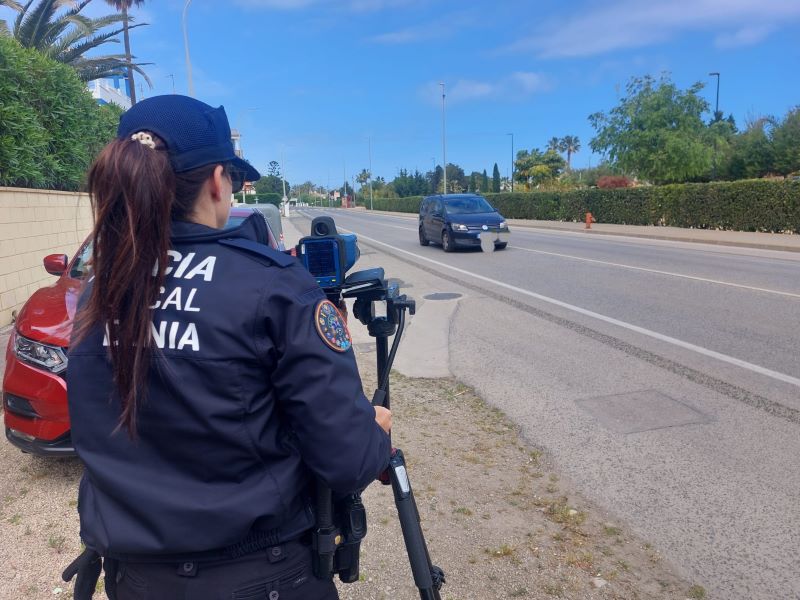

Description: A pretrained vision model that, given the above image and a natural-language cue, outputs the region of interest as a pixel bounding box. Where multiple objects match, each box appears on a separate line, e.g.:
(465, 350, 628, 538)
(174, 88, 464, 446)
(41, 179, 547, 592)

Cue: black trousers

(104, 538, 339, 600)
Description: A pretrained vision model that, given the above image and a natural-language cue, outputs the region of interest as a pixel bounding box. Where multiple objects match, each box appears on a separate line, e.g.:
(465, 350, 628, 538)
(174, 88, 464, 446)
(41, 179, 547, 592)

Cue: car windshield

(443, 197, 495, 215)
(69, 241, 93, 279)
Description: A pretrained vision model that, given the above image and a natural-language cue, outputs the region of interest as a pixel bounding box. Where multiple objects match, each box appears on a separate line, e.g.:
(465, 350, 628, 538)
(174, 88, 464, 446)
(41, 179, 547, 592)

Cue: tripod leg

(388, 449, 445, 600)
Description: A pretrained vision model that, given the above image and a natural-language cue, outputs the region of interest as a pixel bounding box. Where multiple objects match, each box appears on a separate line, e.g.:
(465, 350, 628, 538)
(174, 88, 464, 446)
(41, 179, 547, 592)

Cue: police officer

(64, 95, 391, 599)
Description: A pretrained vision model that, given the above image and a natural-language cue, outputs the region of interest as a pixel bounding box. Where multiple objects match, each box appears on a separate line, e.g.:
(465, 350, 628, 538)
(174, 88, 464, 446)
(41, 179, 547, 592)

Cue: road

(292, 208, 800, 600)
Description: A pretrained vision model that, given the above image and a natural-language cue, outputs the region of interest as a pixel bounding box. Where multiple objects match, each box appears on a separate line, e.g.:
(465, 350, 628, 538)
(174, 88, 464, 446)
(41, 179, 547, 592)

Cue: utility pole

(182, 0, 195, 97)
(439, 82, 447, 195)
(368, 137, 374, 211)
(709, 72, 721, 180)
(280, 151, 287, 201)
(507, 133, 514, 192)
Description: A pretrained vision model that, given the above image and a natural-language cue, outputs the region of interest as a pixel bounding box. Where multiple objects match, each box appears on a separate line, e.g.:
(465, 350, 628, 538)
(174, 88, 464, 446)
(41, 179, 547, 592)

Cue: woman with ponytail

(64, 95, 391, 599)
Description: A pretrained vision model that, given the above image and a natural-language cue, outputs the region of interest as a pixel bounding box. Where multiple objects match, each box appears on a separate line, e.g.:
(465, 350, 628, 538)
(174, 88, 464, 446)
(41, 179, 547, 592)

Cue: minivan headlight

(451, 223, 468, 232)
(14, 334, 67, 374)
(499, 221, 507, 229)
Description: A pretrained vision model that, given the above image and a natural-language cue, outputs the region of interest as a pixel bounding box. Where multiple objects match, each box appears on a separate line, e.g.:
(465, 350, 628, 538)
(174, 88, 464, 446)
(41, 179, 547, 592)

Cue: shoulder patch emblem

(315, 300, 352, 353)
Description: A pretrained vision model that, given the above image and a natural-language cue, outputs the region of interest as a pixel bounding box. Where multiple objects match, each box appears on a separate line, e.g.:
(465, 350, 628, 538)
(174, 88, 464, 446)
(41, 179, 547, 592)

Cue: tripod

(313, 268, 445, 600)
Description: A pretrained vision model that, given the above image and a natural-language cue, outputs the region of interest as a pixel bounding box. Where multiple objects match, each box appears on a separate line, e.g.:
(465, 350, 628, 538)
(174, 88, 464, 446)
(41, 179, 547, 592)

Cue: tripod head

(341, 267, 415, 404)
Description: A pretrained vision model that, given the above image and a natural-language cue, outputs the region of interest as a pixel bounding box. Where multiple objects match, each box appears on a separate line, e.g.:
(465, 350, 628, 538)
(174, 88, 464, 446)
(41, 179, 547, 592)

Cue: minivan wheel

(419, 226, 429, 246)
(494, 242, 507, 250)
(442, 230, 454, 252)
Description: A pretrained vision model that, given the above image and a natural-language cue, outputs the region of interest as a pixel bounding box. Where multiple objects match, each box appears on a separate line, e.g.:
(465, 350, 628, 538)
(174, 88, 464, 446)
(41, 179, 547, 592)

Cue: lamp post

(709, 72, 720, 119)
(507, 133, 514, 192)
(368, 136, 374, 211)
(439, 82, 447, 195)
(182, 0, 195, 97)
(167, 73, 176, 94)
(709, 72, 720, 180)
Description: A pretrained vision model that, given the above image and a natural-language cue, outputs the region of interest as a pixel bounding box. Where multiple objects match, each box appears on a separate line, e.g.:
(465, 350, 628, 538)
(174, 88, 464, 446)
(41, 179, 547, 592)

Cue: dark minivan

(418, 193, 509, 252)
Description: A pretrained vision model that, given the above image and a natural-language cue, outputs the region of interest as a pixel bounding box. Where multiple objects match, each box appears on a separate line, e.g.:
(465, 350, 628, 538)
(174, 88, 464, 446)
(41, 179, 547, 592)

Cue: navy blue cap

(117, 95, 260, 182)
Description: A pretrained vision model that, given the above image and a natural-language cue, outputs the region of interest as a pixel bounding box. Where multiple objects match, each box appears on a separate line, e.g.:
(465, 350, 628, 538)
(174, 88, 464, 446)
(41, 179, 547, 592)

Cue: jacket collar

(170, 213, 270, 245)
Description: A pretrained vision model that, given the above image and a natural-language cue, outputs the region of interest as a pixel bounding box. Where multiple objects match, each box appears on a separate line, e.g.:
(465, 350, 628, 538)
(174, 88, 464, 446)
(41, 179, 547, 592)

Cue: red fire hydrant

(585, 212, 596, 229)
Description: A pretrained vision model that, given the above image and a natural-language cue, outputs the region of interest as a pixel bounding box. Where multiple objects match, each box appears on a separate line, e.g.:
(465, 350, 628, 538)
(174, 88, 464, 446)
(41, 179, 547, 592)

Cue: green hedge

(0, 37, 122, 191)
(369, 180, 800, 233)
(242, 193, 282, 206)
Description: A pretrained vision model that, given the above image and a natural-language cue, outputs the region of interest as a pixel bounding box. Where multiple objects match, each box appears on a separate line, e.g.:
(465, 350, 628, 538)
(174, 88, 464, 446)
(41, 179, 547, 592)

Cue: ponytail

(76, 134, 218, 436)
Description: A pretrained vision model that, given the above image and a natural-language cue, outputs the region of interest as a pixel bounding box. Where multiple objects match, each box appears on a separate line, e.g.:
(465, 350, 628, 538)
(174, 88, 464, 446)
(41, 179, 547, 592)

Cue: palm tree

(0, 0, 151, 85)
(546, 137, 561, 153)
(103, 0, 146, 104)
(559, 135, 581, 171)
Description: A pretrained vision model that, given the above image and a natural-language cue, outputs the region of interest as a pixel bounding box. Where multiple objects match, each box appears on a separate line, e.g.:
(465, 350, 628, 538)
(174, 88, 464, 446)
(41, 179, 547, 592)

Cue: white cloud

(715, 25, 773, 48)
(368, 10, 476, 44)
(504, 0, 800, 58)
(419, 72, 552, 105)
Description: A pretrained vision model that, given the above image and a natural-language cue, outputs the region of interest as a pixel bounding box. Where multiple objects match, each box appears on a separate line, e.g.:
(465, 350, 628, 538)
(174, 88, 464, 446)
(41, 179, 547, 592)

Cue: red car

(3, 206, 280, 456)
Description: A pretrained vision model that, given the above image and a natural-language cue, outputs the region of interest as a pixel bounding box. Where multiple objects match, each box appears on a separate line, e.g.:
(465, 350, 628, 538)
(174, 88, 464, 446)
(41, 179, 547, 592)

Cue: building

(87, 76, 132, 110)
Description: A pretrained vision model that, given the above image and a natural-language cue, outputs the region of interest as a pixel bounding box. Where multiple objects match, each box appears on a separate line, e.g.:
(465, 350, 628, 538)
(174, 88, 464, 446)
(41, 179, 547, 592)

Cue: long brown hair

(76, 133, 224, 436)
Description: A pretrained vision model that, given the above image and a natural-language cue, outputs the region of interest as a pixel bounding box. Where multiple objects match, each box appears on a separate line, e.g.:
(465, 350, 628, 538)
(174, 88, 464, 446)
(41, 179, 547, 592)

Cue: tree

(103, 0, 147, 104)
(429, 165, 443, 194)
(492, 163, 501, 192)
(772, 107, 800, 175)
(356, 168, 370, 187)
(468, 171, 478, 192)
(1, 0, 152, 84)
(547, 137, 561, 153)
(721, 118, 775, 180)
(514, 148, 566, 188)
(589, 74, 713, 184)
(444, 163, 467, 193)
(267, 160, 281, 177)
(255, 175, 289, 197)
(559, 135, 581, 171)
(482, 169, 489, 192)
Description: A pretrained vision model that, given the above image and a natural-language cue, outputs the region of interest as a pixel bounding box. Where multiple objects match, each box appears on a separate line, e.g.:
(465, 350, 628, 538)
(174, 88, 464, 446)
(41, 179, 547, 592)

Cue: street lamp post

(182, 0, 194, 97)
(507, 133, 514, 192)
(439, 82, 447, 195)
(709, 72, 720, 180)
(709, 72, 720, 119)
(368, 137, 374, 211)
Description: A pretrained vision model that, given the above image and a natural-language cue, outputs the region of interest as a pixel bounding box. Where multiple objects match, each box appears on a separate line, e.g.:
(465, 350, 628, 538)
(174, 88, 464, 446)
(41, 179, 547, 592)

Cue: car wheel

(494, 242, 507, 250)
(419, 226, 429, 246)
(442, 230, 454, 252)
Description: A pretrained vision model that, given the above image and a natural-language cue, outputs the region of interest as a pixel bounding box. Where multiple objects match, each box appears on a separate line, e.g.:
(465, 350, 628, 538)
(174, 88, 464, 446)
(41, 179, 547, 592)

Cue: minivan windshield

(443, 196, 495, 215)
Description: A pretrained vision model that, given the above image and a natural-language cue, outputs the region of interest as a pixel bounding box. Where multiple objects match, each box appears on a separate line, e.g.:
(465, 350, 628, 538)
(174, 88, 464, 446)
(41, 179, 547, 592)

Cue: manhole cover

(423, 293, 462, 300)
(576, 390, 710, 434)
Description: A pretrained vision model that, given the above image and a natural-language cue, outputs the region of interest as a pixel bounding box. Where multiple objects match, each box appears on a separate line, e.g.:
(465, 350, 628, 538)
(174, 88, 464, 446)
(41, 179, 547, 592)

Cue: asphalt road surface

(293, 208, 800, 600)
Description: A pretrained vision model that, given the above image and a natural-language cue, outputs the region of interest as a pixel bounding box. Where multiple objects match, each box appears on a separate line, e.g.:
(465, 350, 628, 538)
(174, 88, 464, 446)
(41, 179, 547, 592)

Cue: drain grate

(576, 389, 710, 434)
(423, 292, 462, 301)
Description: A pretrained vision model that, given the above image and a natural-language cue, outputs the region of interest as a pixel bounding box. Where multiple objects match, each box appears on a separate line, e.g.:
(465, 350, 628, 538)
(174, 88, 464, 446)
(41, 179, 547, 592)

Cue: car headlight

(499, 221, 507, 229)
(14, 334, 68, 374)
(451, 223, 468, 232)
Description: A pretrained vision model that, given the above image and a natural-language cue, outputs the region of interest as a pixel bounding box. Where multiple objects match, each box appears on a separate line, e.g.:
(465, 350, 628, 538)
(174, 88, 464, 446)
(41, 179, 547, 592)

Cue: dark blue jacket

(67, 214, 390, 556)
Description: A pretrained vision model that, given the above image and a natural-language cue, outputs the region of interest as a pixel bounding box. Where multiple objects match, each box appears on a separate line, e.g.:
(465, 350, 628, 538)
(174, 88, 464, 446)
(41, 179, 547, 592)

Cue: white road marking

(345, 228, 800, 389)
(510, 246, 800, 299)
(323, 212, 799, 299)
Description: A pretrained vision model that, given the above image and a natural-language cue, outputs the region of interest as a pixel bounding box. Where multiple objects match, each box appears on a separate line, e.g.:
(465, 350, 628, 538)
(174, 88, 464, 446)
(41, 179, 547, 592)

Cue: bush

(597, 175, 633, 189)
(0, 37, 122, 191)
(243, 193, 282, 206)
(367, 181, 800, 232)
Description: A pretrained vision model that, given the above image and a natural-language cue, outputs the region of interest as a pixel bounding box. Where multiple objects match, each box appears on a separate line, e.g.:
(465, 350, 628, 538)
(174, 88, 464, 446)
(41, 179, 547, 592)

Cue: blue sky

(3, 0, 800, 187)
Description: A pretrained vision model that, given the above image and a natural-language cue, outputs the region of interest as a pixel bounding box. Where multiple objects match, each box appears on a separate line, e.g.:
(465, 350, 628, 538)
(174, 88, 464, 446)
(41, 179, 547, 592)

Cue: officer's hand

(374, 406, 392, 434)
